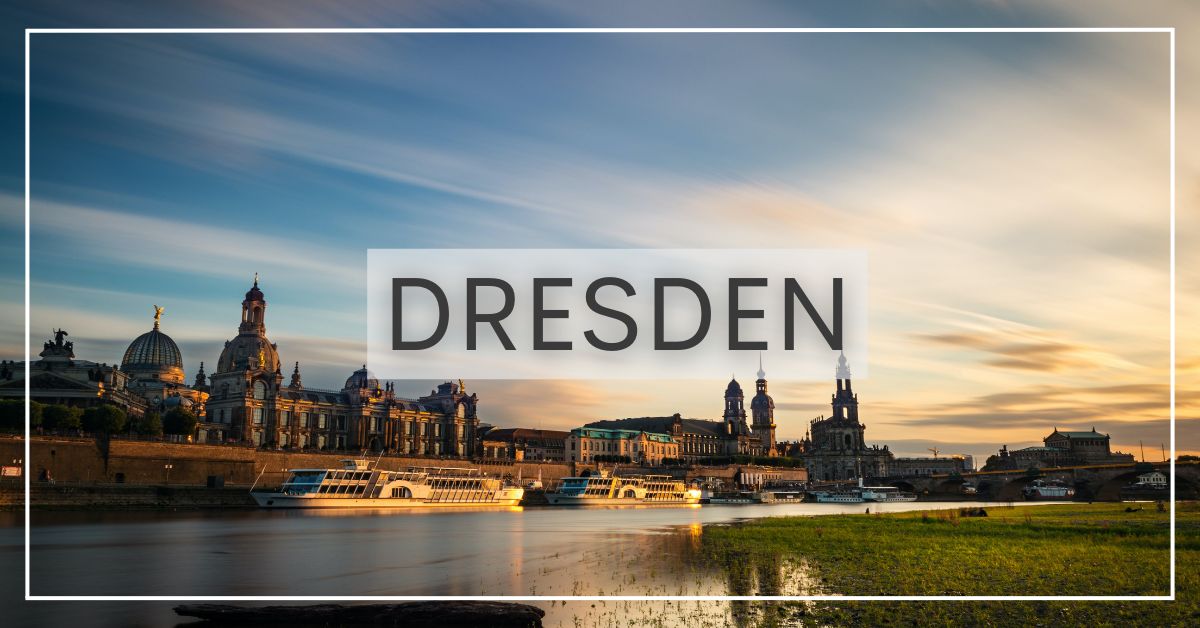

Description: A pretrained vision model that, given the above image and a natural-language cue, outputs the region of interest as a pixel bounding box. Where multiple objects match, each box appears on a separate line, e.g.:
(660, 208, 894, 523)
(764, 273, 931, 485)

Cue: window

(300, 412, 309, 428)
(280, 433, 289, 447)
(252, 408, 263, 425)
(253, 381, 267, 400)
(318, 413, 327, 429)
(281, 410, 290, 426)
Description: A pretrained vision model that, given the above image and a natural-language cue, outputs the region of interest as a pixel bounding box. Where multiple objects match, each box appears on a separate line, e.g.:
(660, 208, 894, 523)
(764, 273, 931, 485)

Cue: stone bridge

(889, 461, 1199, 501)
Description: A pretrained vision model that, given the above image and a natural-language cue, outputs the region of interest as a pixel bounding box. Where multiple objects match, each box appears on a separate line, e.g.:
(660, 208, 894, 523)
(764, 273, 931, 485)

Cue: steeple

(832, 351, 859, 422)
(756, 352, 766, 381)
(239, 273, 267, 335)
(290, 361, 303, 389)
(193, 361, 207, 389)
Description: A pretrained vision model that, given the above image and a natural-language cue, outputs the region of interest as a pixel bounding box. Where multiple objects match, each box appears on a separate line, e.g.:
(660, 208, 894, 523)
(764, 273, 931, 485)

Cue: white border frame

(22, 26, 1176, 603)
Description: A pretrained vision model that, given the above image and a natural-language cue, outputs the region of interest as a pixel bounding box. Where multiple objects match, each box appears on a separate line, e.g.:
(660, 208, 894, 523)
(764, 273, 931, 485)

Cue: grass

(698, 502, 1199, 626)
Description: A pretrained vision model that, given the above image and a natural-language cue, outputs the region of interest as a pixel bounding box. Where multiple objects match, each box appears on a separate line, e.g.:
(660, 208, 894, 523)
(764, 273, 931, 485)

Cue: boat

(545, 471, 701, 505)
(704, 490, 768, 504)
(810, 479, 917, 503)
(1022, 479, 1075, 500)
(251, 459, 524, 508)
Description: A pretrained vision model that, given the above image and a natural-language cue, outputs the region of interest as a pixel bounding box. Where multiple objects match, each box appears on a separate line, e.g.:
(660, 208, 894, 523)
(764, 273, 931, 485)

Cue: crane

(927, 447, 941, 459)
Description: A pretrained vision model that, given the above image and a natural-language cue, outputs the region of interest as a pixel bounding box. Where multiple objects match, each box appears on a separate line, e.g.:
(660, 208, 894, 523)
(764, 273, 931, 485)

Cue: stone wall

(0, 436, 575, 488)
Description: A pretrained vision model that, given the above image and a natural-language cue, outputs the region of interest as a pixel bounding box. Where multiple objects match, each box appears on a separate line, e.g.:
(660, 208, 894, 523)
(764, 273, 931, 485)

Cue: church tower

(750, 355, 776, 456)
(208, 274, 283, 446)
(832, 351, 859, 422)
(723, 377, 749, 436)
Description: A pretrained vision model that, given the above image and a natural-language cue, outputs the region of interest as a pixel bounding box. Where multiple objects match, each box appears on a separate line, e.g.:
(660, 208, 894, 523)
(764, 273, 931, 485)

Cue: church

(201, 277, 480, 455)
(796, 352, 894, 481)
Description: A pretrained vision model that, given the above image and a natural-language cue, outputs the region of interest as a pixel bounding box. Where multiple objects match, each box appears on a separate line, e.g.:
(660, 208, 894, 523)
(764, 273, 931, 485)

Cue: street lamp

(164, 463, 174, 484)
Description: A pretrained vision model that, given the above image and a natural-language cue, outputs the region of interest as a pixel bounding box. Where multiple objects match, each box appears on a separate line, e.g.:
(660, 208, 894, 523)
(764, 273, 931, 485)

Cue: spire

(835, 350, 851, 380)
(756, 352, 765, 380)
(290, 361, 302, 388)
(193, 361, 207, 389)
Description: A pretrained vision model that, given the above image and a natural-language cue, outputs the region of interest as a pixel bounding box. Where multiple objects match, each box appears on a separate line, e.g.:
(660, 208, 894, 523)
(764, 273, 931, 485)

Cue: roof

(570, 427, 676, 443)
(1013, 446, 1069, 453)
(584, 416, 727, 437)
(1050, 430, 1108, 439)
(483, 428, 569, 442)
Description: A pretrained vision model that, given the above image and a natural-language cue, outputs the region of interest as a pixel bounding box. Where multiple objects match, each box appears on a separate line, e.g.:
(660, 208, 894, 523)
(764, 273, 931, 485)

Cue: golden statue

(458, 378, 466, 394)
(257, 348, 266, 368)
(153, 305, 164, 329)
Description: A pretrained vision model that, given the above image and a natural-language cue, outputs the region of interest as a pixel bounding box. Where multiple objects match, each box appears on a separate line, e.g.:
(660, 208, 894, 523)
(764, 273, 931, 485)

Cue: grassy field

(699, 501, 1198, 626)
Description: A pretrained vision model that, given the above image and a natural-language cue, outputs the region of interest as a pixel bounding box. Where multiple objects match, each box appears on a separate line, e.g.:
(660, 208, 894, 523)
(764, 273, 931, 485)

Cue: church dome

(751, 390, 775, 410)
(344, 366, 380, 391)
(725, 378, 742, 395)
(122, 308, 185, 384)
(216, 334, 280, 374)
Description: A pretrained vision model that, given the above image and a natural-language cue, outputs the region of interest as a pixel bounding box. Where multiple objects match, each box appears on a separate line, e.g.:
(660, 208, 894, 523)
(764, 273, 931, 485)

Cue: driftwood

(173, 602, 545, 627)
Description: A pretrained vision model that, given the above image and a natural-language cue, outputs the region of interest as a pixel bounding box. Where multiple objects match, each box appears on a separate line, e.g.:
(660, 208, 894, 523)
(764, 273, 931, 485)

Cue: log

(173, 602, 545, 627)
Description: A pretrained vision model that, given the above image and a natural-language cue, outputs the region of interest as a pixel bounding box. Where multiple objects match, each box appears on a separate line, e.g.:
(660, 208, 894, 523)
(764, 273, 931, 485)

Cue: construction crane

(927, 447, 941, 459)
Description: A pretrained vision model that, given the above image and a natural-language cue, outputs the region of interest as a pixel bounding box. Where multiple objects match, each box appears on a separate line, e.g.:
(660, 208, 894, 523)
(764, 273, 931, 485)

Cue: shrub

(163, 407, 198, 436)
(131, 411, 163, 436)
(42, 404, 82, 430)
(82, 404, 127, 434)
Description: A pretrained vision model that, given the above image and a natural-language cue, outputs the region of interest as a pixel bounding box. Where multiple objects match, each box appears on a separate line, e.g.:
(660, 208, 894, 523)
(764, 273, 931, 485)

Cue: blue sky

(2, 1, 1196, 461)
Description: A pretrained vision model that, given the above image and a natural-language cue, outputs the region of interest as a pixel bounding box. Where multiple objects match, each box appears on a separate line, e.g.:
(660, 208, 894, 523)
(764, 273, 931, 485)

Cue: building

(566, 427, 679, 465)
(480, 428, 569, 461)
(983, 427, 1136, 470)
(888, 456, 972, 477)
(582, 369, 775, 461)
(797, 352, 894, 481)
(0, 329, 150, 418)
(120, 305, 209, 422)
(202, 277, 482, 455)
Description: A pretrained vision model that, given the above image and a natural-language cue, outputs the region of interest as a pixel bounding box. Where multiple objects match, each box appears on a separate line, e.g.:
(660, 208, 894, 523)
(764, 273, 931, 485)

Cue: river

(3, 500, 1009, 627)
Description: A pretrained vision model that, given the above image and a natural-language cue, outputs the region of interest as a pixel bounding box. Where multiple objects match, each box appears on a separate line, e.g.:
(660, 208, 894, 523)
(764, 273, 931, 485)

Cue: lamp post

(164, 463, 174, 485)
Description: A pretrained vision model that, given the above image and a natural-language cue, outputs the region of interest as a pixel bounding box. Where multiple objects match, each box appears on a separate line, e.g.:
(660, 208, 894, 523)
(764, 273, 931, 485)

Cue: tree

(0, 399, 20, 430)
(30, 401, 43, 428)
(163, 407, 198, 437)
(82, 404, 127, 434)
(42, 404, 82, 431)
(131, 411, 163, 437)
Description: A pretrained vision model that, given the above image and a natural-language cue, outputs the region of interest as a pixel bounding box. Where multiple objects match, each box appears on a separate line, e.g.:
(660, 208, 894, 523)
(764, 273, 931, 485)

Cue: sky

(1, 1, 1197, 464)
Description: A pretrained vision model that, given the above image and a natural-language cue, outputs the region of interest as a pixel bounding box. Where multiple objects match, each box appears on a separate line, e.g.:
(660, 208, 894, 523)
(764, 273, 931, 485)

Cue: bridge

(890, 460, 1198, 501)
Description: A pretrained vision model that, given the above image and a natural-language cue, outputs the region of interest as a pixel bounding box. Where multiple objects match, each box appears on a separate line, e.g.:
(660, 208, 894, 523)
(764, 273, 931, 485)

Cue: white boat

(252, 459, 524, 508)
(546, 471, 701, 505)
(1022, 479, 1074, 500)
(811, 479, 917, 503)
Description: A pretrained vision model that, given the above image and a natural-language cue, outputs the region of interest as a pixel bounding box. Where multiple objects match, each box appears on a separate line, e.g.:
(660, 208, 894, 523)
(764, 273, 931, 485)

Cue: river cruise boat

(546, 472, 701, 506)
(251, 459, 524, 509)
(810, 479, 917, 503)
(1022, 479, 1075, 500)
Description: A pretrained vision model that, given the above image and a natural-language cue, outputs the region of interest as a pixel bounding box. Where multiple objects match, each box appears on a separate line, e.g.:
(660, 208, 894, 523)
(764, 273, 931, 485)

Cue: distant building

(582, 368, 775, 460)
(797, 353, 893, 481)
(480, 428, 569, 461)
(983, 427, 1136, 470)
(888, 456, 972, 477)
(566, 427, 679, 465)
(120, 305, 209, 420)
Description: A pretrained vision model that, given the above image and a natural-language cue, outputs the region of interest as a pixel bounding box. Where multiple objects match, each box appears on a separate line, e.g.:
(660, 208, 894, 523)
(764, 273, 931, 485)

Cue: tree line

(0, 399, 197, 437)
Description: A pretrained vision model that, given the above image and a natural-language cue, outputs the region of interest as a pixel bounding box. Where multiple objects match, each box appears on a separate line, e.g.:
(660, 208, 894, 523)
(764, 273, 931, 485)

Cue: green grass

(699, 502, 1199, 626)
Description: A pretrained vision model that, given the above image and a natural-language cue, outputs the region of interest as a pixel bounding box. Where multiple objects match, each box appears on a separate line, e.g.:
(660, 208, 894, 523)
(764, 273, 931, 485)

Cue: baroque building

(566, 426, 680, 465)
(121, 306, 208, 418)
(0, 330, 149, 417)
(799, 353, 893, 481)
(202, 277, 481, 455)
(983, 427, 1135, 471)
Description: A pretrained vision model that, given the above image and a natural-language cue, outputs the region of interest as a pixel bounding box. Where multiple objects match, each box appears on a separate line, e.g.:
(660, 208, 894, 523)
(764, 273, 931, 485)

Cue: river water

(3, 500, 1006, 627)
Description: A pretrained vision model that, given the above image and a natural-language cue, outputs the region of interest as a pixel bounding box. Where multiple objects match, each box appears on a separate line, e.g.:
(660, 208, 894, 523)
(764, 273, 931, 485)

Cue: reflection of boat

(1022, 479, 1075, 500)
(252, 459, 524, 508)
(546, 471, 701, 505)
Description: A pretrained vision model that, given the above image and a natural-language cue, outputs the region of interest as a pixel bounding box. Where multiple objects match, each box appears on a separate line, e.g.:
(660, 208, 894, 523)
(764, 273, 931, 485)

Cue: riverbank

(699, 501, 1196, 625)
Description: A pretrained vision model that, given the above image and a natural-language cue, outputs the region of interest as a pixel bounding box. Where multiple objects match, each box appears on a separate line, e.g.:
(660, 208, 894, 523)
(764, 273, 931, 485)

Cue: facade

(983, 427, 1136, 470)
(798, 353, 894, 481)
(583, 370, 776, 461)
(480, 428, 569, 461)
(566, 427, 679, 465)
(202, 278, 481, 455)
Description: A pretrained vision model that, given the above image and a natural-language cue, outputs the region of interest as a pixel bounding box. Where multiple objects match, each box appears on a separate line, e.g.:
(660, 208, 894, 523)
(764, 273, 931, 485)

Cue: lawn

(699, 502, 1197, 626)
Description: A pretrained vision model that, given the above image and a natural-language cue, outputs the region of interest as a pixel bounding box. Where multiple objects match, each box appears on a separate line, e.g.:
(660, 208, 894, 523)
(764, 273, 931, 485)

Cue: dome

(725, 378, 742, 395)
(216, 333, 280, 374)
(344, 366, 380, 391)
(122, 328, 185, 383)
(751, 391, 775, 410)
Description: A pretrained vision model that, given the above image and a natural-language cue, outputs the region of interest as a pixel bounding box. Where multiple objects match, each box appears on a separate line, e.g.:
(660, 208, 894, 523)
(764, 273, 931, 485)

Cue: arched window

(253, 381, 267, 400)
(844, 433, 852, 448)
